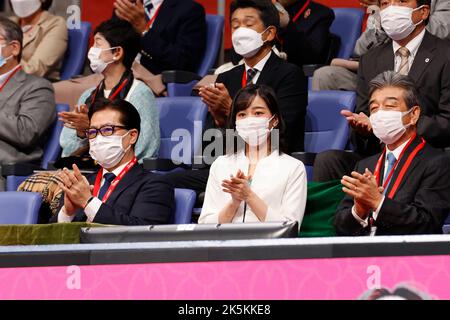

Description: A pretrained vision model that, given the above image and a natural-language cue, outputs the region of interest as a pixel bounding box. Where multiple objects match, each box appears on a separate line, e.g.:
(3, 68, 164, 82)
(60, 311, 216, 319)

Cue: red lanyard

(90, 78, 129, 105)
(0, 65, 21, 92)
(92, 156, 137, 203)
(292, 0, 311, 23)
(373, 133, 426, 199)
(144, 3, 162, 33)
(241, 70, 247, 88)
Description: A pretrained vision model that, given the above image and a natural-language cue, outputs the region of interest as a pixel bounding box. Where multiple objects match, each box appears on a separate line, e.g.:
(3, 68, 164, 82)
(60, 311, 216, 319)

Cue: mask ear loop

(412, 5, 425, 26)
(121, 130, 133, 153)
(402, 107, 416, 129)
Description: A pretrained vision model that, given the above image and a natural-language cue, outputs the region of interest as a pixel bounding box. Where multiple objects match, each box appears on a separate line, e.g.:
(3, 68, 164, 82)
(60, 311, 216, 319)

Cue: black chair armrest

(290, 152, 317, 167)
(2, 163, 43, 177)
(302, 64, 325, 78)
(143, 157, 191, 171)
(161, 70, 202, 84)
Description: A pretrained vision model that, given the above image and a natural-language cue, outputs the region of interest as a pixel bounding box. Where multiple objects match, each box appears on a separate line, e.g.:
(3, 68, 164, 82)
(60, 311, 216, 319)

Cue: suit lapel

(376, 42, 395, 73)
(408, 32, 435, 82)
(103, 164, 143, 205)
(383, 134, 424, 197)
(256, 52, 281, 86)
(148, 0, 176, 37)
(0, 69, 26, 109)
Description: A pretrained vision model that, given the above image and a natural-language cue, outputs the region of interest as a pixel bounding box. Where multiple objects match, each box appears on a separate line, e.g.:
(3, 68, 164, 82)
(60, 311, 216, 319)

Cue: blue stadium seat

(164, 14, 224, 97)
(174, 188, 196, 224)
(331, 8, 365, 59)
(144, 97, 208, 171)
(0, 192, 41, 224)
(4, 104, 69, 191)
(60, 22, 92, 80)
(292, 90, 357, 180)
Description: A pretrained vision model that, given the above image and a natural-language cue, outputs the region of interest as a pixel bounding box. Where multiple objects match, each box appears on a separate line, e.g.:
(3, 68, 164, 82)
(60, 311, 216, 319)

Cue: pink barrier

(0, 255, 448, 300)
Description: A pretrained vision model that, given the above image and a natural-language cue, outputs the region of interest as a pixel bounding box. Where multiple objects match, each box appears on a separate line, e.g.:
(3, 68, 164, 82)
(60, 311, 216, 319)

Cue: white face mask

(380, 5, 424, 41)
(232, 27, 268, 58)
(236, 115, 274, 147)
(10, 0, 42, 18)
(0, 44, 13, 68)
(88, 47, 118, 74)
(89, 131, 131, 169)
(370, 109, 413, 145)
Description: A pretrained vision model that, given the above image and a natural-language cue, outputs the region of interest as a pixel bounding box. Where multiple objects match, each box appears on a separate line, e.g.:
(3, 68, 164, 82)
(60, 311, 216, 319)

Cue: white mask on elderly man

(232, 27, 268, 58)
(380, 5, 424, 41)
(10, 0, 42, 18)
(236, 115, 275, 147)
(369, 108, 414, 145)
(89, 132, 131, 169)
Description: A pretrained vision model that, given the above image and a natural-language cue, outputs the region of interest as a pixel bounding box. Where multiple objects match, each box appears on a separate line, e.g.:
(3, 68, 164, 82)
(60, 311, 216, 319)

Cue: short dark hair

(228, 84, 287, 153)
(93, 19, 140, 69)
(230, 0, 280, 29)
(88, 98, 141, 142)
(0, 17, 22, 61)
(369, 71, 421, 110)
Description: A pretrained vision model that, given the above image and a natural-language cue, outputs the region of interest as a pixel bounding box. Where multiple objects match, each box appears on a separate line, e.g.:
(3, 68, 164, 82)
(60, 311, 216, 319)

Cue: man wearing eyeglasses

(51, 98, 175, 225)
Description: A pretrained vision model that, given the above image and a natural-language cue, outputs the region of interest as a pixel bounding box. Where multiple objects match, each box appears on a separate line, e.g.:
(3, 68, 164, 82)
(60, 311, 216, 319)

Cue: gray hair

(0, 17, 23, 61)
(368, 71, 421, 110)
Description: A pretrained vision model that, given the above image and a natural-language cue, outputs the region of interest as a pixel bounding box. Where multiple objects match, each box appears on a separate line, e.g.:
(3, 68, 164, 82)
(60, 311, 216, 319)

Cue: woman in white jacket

(199, 84, 307, 227)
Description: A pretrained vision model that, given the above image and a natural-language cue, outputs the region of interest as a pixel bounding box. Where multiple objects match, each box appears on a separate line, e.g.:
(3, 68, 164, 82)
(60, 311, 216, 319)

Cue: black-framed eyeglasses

(85, 125, 127, 139)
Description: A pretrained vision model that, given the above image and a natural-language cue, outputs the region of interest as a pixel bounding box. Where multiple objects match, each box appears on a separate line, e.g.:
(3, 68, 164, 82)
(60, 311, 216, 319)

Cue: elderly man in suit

(52, 98, 174, 225)
(313, 0, 450, 182)
(0, 17, 55, 190)
(335, 71, 450, 236)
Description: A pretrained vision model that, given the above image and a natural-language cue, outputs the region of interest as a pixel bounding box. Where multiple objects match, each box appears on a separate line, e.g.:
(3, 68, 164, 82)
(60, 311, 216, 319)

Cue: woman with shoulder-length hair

(199, 84, 307, 227)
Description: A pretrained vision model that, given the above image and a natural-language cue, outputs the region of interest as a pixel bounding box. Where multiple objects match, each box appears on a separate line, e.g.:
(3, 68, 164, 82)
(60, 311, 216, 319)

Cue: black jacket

(50, 164, 175, 225)
(216, 52, 308, 152)
(138, 0, 206, 75)
(355, 31, 450, 154)
(281, 0, 335, 66)
(335, 134, 450, 235)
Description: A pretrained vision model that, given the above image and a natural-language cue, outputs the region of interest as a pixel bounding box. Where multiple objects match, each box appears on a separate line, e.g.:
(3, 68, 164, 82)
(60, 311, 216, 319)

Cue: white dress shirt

(199, 150, 307, 228)
(0, 65, 21, 88)
(351, 139, 410, 227)
(244, 51, 272, 84)
(392, 28, 426, 72)
(57, 161, 131, 223)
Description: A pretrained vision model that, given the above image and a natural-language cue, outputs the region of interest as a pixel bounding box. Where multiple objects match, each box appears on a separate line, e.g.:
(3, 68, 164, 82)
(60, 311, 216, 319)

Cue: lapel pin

(425, 58, 430, 63)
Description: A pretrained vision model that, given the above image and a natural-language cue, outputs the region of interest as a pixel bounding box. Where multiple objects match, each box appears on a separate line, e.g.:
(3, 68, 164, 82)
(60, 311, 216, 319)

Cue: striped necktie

(397, 47, 410, 76)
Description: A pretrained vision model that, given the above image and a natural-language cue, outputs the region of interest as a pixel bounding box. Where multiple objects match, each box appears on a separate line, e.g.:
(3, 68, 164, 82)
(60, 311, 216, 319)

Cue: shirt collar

(244, 50, 272, 73)
(386, 136, 411, 160)
(0, 65, 21, 88)
(392, 28, 426, 60)
(102, 159, 132, 178)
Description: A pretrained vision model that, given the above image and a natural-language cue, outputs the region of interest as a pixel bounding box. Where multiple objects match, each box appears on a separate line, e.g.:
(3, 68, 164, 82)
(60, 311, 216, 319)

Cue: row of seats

(63, 9, 364, 97)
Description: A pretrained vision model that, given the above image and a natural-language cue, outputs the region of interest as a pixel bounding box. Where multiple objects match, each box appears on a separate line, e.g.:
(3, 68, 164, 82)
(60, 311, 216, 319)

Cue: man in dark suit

(275, 0, 335, 66)
(200, 0, 307, 153)
(52, 99, 174, 225)
(113, 0, 206, 76)
(313, 0, 450, 181)
(335, 71, 450, 236)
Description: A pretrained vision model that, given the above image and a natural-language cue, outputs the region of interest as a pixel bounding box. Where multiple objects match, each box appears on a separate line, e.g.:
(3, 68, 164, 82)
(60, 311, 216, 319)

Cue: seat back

(60, 22, 92, 80)
(197, 15, 224, 77)
(173, 188, 196, 224)
(156, 97, 208, 165)
(305, 90, 356, 153)
(0, 192, 41, 224)
(330, 8, 364, 59)
(42, 104, 70, 169)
